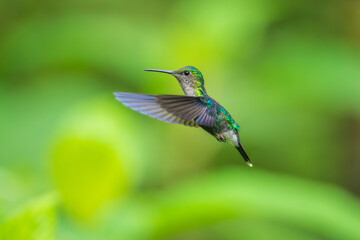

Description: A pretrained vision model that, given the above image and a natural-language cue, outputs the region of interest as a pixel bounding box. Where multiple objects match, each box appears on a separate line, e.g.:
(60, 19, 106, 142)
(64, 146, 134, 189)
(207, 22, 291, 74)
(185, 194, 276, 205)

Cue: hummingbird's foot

(216, 135, 227, 142)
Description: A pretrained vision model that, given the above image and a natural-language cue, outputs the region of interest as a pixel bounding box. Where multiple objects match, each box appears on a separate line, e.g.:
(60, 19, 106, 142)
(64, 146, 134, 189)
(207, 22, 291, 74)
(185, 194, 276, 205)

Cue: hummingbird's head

(145, 66, 207, 96)
(172, 66, 204, 85)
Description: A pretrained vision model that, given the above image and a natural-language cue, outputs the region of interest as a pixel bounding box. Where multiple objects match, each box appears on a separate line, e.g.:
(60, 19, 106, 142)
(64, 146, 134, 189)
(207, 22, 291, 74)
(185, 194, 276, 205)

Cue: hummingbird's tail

(236, 142, 252, 167)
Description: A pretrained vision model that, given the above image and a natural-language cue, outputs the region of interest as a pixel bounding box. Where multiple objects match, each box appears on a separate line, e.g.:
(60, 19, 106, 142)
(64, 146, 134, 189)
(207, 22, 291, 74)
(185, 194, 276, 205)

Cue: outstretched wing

(114, 92, 217, 127)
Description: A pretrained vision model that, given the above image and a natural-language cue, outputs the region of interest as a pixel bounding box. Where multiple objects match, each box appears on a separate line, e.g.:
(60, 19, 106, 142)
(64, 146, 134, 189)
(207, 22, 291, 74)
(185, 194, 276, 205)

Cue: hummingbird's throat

(179, 81, 207, 97)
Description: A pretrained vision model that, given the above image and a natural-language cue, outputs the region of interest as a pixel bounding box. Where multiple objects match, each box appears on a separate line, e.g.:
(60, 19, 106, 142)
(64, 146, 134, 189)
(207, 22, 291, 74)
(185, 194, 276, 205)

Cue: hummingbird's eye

(184, 70, 190, 76)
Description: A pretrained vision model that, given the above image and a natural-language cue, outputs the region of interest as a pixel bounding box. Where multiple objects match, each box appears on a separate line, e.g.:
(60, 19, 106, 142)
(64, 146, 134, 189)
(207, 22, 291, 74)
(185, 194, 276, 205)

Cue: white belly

(223, 130, 239, 146)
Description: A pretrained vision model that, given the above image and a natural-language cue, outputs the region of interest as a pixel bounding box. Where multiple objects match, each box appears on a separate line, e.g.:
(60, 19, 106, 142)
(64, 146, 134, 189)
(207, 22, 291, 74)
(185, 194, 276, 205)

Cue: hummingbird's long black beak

(144, 69, 174, 74)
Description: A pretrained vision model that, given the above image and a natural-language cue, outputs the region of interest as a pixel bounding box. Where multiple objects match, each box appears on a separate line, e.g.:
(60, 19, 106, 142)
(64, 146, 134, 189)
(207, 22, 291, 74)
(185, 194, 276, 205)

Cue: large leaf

(52, 99, 136, 221)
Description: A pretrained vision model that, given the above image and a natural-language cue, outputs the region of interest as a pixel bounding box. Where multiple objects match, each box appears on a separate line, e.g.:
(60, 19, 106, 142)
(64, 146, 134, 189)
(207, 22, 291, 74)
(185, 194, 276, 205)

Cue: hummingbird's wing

(114, 92, 217, 127)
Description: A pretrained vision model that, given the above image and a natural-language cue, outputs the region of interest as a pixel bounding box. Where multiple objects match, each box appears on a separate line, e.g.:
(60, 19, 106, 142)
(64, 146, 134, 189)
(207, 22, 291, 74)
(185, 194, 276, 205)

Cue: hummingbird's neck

(180, 82, 208, 97)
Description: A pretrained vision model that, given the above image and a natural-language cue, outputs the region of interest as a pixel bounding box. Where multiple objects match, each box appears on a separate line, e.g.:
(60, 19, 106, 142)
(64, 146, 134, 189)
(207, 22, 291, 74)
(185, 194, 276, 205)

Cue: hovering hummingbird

(114, 66, 252, 167)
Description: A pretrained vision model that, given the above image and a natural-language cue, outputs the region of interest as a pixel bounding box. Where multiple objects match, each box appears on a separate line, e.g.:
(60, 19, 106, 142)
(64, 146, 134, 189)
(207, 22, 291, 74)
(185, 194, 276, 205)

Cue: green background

(1, 0, 360, 239)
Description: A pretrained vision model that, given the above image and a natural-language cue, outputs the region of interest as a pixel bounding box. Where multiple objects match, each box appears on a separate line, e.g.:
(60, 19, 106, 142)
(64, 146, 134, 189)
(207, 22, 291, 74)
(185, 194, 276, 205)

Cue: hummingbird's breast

(201, 103, 241, 146)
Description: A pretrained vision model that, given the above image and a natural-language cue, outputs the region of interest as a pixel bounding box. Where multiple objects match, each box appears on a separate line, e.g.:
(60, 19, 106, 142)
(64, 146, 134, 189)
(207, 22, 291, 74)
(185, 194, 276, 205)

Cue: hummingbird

(114, 66, 252, 167)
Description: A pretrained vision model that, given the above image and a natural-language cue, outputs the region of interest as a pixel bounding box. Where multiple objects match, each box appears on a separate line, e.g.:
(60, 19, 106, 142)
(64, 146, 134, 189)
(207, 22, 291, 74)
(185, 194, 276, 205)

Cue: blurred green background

(1, 0, 360, 239)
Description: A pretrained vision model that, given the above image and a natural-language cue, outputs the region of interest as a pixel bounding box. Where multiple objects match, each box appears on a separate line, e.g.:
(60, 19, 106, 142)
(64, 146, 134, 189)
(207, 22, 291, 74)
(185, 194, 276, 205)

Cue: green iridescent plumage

(114, 66, 252, 167)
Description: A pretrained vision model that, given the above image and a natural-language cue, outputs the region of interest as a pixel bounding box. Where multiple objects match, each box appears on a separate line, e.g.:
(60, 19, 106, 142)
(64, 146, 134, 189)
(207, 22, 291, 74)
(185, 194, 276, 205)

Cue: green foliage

(0, 194, 57, 240)
(53, 138, 126, 220)
(84, 168, 360, 239)
(51, 99, 140, 221)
